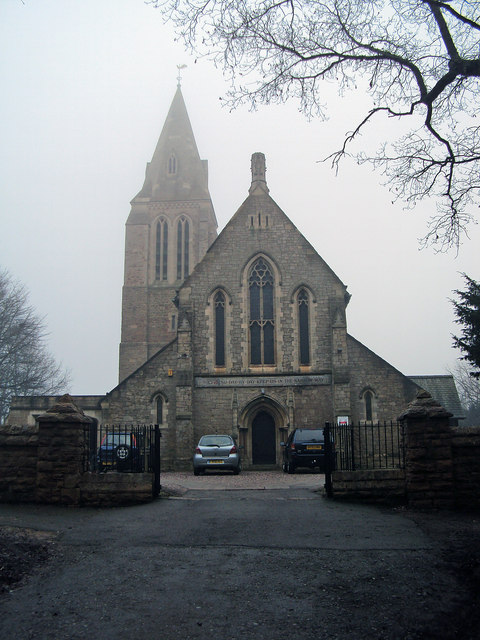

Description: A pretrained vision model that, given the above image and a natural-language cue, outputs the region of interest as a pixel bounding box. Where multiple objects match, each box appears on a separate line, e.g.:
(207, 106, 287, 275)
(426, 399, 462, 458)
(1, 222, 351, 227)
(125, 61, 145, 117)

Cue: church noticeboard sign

(195, 375, 331, 388)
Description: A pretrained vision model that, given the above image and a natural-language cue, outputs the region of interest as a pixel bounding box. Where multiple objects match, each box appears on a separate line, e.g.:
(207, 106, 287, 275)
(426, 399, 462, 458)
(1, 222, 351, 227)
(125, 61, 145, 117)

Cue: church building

(7, 84, 464, 469)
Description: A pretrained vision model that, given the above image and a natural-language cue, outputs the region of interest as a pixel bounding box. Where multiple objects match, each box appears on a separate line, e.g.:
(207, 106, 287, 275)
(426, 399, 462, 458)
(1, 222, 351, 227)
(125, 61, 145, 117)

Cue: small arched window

(298, 288, 310, 365)
(214, 291, 226, 367)
(249, 258, 275, 365)
(155, 219, 168, 280)
(177, 216, 190, 280)
(156, 396, 163, 425)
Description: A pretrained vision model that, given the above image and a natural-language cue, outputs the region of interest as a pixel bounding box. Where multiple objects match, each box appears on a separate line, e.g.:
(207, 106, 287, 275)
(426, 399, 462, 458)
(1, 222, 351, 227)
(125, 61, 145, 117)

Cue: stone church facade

(103, 85, 422, 470)
(7, 84, 464, 469)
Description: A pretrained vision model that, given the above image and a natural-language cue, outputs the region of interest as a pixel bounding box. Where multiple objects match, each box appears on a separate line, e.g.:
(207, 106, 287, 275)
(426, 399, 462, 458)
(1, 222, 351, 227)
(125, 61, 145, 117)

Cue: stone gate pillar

(399, 390, 454, 509)
(36, 394, 93, 505)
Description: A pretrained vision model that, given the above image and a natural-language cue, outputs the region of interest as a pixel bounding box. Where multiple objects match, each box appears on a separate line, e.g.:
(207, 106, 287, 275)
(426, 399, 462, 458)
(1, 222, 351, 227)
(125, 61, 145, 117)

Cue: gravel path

(161, 469, 324, 494)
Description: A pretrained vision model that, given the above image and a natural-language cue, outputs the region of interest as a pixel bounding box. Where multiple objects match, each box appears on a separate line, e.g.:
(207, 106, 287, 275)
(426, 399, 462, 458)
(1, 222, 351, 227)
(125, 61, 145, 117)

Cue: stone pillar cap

(398, 390, 452, 421)
(37, 394, 93, 423)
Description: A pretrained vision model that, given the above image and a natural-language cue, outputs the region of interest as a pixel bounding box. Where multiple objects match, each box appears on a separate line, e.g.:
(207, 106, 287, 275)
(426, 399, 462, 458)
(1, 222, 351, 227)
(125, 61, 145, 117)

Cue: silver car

(193, 434, 241, 475)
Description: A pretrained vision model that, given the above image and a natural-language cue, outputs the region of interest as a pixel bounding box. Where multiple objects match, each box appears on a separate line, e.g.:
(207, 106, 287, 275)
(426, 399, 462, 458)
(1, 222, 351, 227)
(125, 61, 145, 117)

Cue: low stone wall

(0, 425, 38, 503)
(332, 469, 406, 505)
(0, 396, 157, 507)
(451, 426, 480, 510)
(80, 473, 153, 507)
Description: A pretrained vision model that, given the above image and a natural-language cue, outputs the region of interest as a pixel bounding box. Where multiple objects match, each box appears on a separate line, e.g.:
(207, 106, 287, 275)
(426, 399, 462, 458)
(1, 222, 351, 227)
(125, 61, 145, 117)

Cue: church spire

(134, 85, 210, 202)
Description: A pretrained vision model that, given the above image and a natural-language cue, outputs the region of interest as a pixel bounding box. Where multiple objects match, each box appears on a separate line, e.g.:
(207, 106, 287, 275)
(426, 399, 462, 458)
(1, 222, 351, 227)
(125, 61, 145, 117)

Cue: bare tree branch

(148, 0, 480, 250)
(0, 268, 70, 423)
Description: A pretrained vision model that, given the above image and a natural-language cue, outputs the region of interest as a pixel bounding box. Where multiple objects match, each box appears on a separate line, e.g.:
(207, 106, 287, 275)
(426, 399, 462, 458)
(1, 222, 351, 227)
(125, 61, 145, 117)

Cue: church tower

(119, 84, 217, 381)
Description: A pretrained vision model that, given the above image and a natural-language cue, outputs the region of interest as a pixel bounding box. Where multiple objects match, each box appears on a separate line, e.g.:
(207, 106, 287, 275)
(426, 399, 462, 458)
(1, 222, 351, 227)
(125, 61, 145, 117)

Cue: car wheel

(287, 461, 295, 474)
(115, 444, 131, 462)
(193, 468, 200, 476)
(233, 465, 241, 475)
(282, 462, 288, 473)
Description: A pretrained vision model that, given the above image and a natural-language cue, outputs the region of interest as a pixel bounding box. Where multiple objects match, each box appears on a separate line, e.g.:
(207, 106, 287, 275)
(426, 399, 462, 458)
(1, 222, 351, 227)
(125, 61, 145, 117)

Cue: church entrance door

(252, 411, 276, 465)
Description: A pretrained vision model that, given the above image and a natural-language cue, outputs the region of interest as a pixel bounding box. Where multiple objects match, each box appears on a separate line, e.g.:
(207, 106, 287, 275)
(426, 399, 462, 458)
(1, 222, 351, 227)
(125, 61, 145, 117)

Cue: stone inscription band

(195, 375, 331, 388)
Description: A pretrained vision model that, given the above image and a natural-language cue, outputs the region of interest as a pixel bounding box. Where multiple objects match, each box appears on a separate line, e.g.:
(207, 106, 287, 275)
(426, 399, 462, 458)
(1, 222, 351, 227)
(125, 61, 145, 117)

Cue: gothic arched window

(249, 258, 275, 365)
(155, 219, 168, 280)
(298, 288, 310, 365)
(177, 216, 190, 280)
(214, 291, 226, 367)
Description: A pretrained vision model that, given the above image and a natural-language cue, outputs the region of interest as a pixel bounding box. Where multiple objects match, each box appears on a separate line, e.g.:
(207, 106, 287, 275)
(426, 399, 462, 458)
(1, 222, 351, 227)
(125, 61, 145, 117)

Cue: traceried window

(168, 154, 177, 175)
(249, 258, 275, 365)
(214, 291, 226, 367)
(155, 219, 168, 280)
(298, 288, 310, 365)
(177, 216, 190, 280)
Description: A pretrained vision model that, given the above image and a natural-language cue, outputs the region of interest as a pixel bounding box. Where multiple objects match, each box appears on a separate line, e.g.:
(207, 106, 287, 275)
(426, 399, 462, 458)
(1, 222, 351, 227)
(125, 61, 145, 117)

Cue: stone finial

(398, 390, 452, 421)
(249, 152, 269, 194)
(37, 394, 92, 423)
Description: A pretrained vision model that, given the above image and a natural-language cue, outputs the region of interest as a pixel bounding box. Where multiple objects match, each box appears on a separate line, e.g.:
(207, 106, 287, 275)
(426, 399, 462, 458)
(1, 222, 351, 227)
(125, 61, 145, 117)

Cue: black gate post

(152, 425, 161, 498)
(324, 421, 333, 498)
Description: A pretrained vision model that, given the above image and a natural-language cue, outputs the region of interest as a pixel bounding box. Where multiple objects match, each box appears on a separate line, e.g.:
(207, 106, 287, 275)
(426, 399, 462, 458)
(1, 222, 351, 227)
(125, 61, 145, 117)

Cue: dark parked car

(97, 432, 143, 472)
(193, 434, 241, 475)
(281, 428, 327, 473)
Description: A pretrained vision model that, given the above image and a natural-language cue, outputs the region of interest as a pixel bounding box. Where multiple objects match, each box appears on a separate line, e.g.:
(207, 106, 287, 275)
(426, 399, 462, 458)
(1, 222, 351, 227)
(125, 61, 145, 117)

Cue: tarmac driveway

(0, 471, 479, 639)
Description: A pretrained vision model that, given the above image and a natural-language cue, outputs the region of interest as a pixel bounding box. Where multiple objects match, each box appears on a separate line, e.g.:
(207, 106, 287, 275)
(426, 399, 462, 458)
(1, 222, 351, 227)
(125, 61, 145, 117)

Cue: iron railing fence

(84, 423, 161, 477)
(331, 421, 405, 471)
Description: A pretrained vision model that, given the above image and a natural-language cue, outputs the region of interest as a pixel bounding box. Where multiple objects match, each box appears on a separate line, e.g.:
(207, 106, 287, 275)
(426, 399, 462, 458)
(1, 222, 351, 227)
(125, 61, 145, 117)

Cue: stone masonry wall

(0, 425, 38, 503)
(451, 426, 480, 510)
(400, 391, 455, 510)
(347, 336, 419, 423)
(331, 469, 406, 505)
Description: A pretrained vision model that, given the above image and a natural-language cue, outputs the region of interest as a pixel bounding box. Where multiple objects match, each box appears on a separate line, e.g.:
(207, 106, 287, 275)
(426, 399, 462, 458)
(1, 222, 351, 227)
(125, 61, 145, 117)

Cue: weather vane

(177, 64, 187, 87)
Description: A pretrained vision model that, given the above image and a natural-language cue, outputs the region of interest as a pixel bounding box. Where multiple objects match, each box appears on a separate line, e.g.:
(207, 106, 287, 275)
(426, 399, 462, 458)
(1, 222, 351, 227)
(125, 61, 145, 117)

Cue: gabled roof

(183, 152, 348, 293)
(408, 375, 465, 419)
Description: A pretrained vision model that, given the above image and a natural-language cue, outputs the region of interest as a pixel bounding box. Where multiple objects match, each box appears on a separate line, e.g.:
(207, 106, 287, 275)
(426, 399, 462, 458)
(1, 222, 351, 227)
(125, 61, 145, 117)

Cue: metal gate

(85, 423, 161, 497)
(324, 421, 405, 498)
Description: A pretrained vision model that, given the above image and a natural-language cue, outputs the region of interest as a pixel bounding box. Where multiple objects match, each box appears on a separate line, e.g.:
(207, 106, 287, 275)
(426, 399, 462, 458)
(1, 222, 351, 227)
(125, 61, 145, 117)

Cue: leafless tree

(450, 361, 480, 425)
(0, 269, 70, 423)
(149, 0, 480, 250)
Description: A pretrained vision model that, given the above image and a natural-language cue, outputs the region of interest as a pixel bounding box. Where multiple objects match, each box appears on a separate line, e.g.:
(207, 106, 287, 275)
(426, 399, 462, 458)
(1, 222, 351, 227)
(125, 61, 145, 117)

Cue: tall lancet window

(214, 291, 226, 367)
(168, 154, 177, 175)
(249, 258, 275, 365)
(177, 216, 190, 280)
(298, 288, 310, 365)
(365, 391, 373, 422)
(155, 219, 168, 280)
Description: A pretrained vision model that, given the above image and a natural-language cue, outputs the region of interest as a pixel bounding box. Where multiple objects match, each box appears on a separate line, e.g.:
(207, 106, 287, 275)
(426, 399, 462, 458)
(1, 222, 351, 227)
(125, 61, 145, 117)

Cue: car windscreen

(199, 436, 233, 447)
(101, 434, 133, 446)
(294, 429, 324, 443)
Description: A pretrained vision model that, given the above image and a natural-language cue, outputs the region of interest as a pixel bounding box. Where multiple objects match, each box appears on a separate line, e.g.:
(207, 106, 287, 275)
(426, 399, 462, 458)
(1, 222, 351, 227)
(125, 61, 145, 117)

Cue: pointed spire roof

(134, 86, 210, 202)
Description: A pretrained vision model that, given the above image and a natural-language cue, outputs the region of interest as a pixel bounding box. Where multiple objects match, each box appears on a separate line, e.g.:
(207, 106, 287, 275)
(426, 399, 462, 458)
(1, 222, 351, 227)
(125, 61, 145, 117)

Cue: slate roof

(408, 375, 465, 420)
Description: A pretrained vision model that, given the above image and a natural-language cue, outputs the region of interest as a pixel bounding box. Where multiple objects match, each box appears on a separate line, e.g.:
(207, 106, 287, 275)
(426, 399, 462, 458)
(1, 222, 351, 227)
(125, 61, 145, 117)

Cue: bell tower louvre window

(155, 219, 168, 281)
(168, 154, 177, 175)
(177, 216, 190, 280)
(249, 258, 275, 365)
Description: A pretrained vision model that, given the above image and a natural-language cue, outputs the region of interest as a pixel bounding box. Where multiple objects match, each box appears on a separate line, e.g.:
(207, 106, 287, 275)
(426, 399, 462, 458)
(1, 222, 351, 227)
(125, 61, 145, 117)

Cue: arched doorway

(252, 411, 276, 465)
